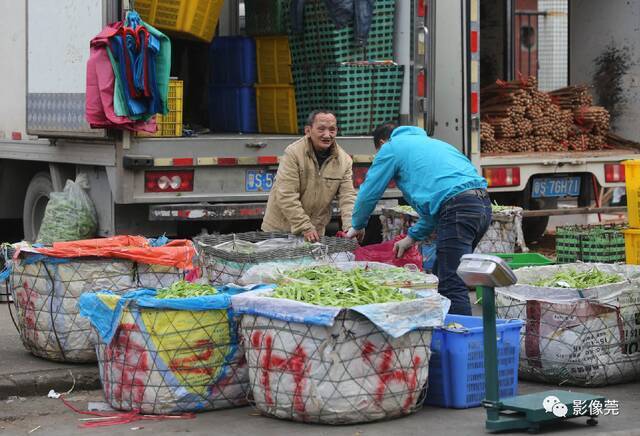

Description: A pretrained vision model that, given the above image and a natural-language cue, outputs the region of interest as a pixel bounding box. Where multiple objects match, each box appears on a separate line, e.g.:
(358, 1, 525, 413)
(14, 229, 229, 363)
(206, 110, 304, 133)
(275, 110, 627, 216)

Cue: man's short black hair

(372, 121, 398, 149)
(306, 109, 337, 127)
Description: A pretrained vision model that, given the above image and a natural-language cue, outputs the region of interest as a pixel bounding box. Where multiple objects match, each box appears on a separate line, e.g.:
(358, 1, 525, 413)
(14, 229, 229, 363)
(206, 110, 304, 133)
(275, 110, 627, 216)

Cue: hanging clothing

(108, 12, 168, 117)
(85, 21, 157, 132)
(85, 11, 171, 131)
(290, 0, 375, 45)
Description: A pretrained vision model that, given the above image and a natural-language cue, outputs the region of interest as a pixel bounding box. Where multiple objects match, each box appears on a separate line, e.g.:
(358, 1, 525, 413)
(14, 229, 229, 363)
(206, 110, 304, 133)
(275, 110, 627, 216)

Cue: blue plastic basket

(209, 36, 257, 85)
(208, 85, 257, 133)
(426, 314, 523, 409)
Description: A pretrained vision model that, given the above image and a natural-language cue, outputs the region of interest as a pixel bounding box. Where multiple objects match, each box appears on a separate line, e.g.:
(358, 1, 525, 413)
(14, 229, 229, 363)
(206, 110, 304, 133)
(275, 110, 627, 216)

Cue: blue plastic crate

(209, 36, 257, 85)
(426, 314, 523, 409)
(208, 85, 257, 133)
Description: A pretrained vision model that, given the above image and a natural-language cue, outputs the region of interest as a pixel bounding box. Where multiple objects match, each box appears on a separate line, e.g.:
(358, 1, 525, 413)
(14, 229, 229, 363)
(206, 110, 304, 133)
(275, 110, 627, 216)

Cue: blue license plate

(531, 177, 581, 198)
(245, 170, 276, 192)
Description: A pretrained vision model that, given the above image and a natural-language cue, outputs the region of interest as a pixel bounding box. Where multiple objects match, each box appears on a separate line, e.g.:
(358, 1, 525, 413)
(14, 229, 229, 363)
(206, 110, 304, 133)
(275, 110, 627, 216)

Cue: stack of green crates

(288, 0, 402, 135)
(244, 0, 290, 36)
(288, 0, 396, 64)
(292, 63, 404, 135)
(556, 225, 626, 263)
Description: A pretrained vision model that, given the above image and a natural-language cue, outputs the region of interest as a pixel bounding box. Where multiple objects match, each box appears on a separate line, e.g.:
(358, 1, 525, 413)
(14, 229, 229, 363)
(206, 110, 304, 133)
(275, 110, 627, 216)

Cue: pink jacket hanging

(85, 21, 157, 132)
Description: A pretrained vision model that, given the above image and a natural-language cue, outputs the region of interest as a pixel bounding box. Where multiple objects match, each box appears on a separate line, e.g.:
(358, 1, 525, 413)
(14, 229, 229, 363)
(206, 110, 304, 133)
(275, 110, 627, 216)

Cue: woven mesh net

(95, 302, 247, 414)
(495, 264, 640, 386)
(195, 232, 356, 285)
(380, 206, 527, 256)
(475, 207, 527, 254)
(379, 210, 418, 242)
(239, 311, 432, 424)
(8, 254, 184, 362)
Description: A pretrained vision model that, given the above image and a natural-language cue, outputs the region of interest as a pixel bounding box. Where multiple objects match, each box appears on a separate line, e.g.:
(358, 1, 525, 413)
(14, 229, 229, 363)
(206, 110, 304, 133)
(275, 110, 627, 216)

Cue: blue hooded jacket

(351, 126, 487, 240)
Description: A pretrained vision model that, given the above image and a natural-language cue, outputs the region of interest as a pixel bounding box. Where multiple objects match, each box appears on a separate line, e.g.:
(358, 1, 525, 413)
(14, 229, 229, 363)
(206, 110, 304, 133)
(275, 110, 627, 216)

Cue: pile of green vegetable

(531, 268, 623, 289)
(272, 266, 417, 307)
(37, 176, 97, 244)
(394, 205, 418, 215)
(156, 281, 219, 299)
(283, 265, 433, 288)
(491, 201, 512, 213)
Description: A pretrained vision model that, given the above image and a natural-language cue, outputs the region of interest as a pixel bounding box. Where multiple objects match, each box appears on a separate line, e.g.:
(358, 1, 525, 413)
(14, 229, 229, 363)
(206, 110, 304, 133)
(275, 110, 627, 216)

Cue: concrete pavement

(0, 302, 100, 400)
(0, 299, 639, 435)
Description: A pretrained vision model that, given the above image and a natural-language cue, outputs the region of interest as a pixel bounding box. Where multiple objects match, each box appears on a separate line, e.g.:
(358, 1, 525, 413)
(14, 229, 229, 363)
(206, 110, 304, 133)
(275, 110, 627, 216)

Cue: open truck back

(0, 0, 637, 242)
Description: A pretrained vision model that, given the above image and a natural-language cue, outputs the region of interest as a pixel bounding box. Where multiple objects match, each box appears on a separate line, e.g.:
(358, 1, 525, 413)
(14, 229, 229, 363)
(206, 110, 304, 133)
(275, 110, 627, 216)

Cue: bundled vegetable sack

(496, 263, 640, 386)
(232, 279, 450, 424)
(273, 266, 416, 307)
(37, 173, 98, 244)
(532, 268, 623, 289)
(156, 280, 219, 298)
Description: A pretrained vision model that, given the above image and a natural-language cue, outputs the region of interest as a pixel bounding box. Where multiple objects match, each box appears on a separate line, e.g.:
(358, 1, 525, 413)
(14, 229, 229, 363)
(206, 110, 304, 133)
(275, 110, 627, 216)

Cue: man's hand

(346, 227, 365, 243)
(303, 229, 320, 243)
(393, 236, 416, 258)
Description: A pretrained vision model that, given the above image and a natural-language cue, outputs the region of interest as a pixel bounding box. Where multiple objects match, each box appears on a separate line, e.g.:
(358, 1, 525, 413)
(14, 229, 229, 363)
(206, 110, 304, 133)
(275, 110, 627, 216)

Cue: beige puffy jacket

(261, 137, 356, 235)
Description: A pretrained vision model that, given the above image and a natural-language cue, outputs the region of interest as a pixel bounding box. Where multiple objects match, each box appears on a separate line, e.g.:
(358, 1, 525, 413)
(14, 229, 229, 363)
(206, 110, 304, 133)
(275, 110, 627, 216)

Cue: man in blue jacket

(347, 123, 492, 315)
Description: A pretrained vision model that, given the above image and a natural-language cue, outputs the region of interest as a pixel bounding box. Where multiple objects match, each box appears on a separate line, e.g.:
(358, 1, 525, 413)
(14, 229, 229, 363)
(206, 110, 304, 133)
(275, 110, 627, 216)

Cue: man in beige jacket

(262, 110, 356, 242)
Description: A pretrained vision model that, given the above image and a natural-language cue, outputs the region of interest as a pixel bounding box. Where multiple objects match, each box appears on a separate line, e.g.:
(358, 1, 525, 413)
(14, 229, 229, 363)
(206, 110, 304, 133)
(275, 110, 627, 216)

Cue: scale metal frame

(457, 254, 606, 433)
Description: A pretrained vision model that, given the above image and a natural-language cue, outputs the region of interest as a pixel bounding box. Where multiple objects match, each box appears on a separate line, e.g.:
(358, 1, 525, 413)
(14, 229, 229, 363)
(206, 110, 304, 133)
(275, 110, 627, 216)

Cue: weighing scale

(456, 254, 606, 433)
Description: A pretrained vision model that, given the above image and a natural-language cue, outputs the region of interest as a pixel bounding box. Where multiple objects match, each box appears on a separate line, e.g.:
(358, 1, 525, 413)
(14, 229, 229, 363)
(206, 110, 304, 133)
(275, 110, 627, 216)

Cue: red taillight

(483, 167, 521, 187)
(145, 170, 194, 193)
(352, 166, 396, 189)
(418, 0, 425, 17)
(605, 163, 626, 183)
(353, 166, 368, 188)
(417, 69, 425, 97)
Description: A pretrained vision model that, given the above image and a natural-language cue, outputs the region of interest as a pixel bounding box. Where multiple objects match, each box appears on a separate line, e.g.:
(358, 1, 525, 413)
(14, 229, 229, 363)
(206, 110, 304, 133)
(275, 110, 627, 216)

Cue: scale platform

(456, 255, 607, 434)
(485, 389, 606, 433)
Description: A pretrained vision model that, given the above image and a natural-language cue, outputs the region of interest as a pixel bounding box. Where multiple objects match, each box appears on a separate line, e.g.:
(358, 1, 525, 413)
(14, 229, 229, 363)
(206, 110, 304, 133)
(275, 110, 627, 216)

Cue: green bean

(531, 268, 623, 289)
(272, 266, 416, 307)
(156, 280, 218, 299)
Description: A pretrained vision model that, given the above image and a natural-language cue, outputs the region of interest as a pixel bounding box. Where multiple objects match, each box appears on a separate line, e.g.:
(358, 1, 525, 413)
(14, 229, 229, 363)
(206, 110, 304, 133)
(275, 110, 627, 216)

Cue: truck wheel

(23, 172, 53, 242)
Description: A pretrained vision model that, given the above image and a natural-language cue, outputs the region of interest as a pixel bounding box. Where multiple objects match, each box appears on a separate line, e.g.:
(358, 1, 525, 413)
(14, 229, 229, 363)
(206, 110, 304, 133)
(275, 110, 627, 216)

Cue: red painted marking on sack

(251, 331, 308, 413)
(525, 301, 542, 368)
(169, 339, 215, 376)
(18, 282, 39, 343)
(362, 341, 422, 412)
(103, 323, 149, 407)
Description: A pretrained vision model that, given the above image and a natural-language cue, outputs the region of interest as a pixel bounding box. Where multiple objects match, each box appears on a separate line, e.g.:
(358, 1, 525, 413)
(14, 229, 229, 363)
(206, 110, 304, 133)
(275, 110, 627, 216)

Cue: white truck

(0, 0, 637, 243)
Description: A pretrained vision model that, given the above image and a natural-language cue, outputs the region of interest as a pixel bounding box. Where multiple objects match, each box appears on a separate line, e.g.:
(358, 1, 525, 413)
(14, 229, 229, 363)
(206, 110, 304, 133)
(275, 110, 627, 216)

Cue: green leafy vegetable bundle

(37, 173, 98, 244)
(272, 266, 416, 307)
(156, 280, 219, 299)
(531, 268, 623, 289)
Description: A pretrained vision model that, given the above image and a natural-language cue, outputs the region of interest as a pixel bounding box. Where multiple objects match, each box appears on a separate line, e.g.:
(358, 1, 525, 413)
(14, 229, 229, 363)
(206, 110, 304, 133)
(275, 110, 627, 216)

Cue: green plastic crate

(292, 64, 404, 135)
(289, 0, 395, 64)
(475, 253, 554, 303)
(556, 225, 626, 264)
(244, 0, 290, 36)
(492, 253, 554, 269)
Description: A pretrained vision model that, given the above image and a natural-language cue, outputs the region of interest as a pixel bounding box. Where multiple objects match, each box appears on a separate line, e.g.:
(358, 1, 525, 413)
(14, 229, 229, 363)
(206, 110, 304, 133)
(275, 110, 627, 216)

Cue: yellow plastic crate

(255, 36, 293, 84)
(623, 228, 640, 264)
(255, 85, 297, 134)
(138, 79, 183, 137)
(135, 0, 223, 42)
(624, 160, 640, 228)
